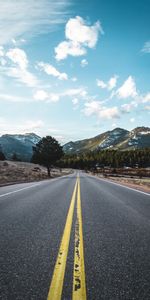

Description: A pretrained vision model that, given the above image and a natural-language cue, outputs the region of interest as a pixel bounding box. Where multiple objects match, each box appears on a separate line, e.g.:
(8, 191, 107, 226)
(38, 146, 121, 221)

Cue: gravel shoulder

(90, 172, 150, 194)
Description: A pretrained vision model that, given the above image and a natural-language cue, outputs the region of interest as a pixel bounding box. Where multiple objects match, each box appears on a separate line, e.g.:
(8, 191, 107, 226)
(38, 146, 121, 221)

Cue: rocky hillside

(63, 127, 150, 154)
(0, 133, 41, 161)
(0, 127, 149, 161)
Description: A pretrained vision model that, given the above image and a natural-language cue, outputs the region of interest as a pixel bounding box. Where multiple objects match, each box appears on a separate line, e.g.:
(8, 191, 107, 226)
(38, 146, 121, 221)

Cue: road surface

(0, 172, 150, 300)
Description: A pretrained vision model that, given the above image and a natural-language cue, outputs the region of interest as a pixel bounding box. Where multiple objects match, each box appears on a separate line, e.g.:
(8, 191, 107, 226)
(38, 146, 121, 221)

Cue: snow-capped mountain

(0, 127, 149, 161)
(0, 133, 41, 161)
(63, 127, 150, 154)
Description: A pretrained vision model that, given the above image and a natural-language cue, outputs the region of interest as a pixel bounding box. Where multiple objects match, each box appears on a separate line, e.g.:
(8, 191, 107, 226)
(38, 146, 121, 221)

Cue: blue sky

(0, 0, 150, 143)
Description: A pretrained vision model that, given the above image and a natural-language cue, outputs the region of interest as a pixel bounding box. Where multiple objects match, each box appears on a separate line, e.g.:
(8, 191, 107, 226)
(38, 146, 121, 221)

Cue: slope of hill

(0, 133, 41, 161)
(63, 127, 150, 154)
(0, 127, 150, 161)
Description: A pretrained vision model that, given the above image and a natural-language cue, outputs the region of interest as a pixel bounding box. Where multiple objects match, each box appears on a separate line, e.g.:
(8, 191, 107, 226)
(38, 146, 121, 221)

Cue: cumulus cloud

(81, 59, 88, 67)
(83, 101, 120, 119)
(37, 62, 68, 80)
(116, 76, 137, 99)
(55, 16, 103, 60)
(55, 40, 86, 61)
(142, 41, 150, 53)
(0, 0, 70, 45)
(97, 75, 118, 91)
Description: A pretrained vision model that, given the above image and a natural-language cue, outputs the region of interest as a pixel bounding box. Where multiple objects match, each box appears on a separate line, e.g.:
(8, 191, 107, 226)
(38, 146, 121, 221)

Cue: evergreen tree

(31, 136, 64, 177)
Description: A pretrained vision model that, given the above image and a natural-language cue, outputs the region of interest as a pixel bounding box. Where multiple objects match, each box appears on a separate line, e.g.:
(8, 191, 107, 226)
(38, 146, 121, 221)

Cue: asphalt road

(0, 172, 150, 300)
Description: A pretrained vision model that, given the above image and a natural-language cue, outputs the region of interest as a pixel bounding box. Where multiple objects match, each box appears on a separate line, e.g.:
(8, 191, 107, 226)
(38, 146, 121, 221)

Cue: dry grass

(0, 161, 72, 186)
(91, 172, 150, 193)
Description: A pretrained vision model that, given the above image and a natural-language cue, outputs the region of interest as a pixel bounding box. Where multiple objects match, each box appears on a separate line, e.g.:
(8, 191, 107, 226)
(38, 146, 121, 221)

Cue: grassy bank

(0, 161, 72, 186)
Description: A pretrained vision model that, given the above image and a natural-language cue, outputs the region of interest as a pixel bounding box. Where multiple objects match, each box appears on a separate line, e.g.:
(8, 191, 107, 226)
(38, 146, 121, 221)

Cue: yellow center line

(72, 176, 87, 300)
(47, 179, 78, 300)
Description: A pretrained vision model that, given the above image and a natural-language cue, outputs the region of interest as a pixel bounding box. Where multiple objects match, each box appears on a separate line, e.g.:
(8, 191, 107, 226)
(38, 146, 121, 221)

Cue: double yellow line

(47, 176, 86, 300)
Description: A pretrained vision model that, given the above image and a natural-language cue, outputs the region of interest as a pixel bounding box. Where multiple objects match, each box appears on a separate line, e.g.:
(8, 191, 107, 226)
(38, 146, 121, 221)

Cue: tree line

(58, 148, 150, 170)
(0, 137, 150, 176)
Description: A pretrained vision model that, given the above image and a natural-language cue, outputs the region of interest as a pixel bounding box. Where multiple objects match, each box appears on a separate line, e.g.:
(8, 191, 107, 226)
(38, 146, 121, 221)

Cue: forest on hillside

(58, 148, 150, 171)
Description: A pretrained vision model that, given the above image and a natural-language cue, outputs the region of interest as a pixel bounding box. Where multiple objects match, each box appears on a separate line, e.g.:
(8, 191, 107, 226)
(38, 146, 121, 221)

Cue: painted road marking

(0, 183, 41, 198)
(87, 174, 150, 196)
(72, 176, 87, 300)
(47, 179, 78, 300)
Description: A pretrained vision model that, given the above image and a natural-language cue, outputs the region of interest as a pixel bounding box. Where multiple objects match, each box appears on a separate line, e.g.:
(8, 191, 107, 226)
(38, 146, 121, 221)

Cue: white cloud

(33, 90, 48, 101)
(0, 58, 7, 66)
(55, 40, 86, 61)
(33, 87, 87, 104)
(108, 76, 118, 90)
(11, 38, 26, 46)
(63, 88, 87, 98)
(37, 62, 68, 80)
(0, 118, 44, 135)
(81, 59, 88, 67)
(84, 101, 102, 116)
(121, 101, 137, 113)
(6, 66, 38, 87)
(99, 107, 120, 119)
(72, 98, 79, 105)
(72, 98, 79, 110)
(55, 16, 103, 60)
(6, 48, 28, 69)
(116, 76, 137, 99)
(1, 47, 38, 87)
(112, 123, 117, 128)
(20, 120, 44, 132)
(83, 101, 120, 119)
(0, 93, 26, 102)
(0, 0, 70, 45)
(144, 105, 150, 110)
(97, 79, 107, 89)
(97, 75, 118, 90)
(0, 46, 4, 56)
(71, 77, 77, 82)
(142, 41, 150, 53)
(130, 118, 135, 123)
(65, 16, 102, 47)
(142, 92, 150, 103)
(33, 90, 60, 103)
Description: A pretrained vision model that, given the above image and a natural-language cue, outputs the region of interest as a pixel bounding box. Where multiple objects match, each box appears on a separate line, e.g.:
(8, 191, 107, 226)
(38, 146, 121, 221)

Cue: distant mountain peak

(0, 133, 41, 161)
(63, 126, 150, 154)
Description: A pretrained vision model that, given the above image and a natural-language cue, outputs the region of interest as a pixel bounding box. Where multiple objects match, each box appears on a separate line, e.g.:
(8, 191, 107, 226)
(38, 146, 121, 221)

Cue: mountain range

(0, 127, 150, 161)
(0, 133, 41, 161)
(63, 127, 150, 154)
